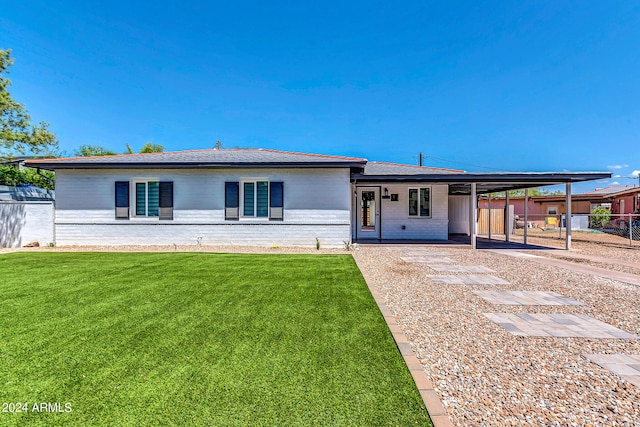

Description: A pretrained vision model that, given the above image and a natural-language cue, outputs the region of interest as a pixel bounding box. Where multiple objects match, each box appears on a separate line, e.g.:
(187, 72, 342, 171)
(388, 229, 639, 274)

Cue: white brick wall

(353, 184, 449, 240)
(0, 201, 54, 247)
(54, 167, 351, 247)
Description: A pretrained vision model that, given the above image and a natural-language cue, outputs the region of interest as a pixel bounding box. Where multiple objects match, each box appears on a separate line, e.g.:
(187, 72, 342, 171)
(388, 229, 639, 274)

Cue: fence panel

(509, 213, 639, 247)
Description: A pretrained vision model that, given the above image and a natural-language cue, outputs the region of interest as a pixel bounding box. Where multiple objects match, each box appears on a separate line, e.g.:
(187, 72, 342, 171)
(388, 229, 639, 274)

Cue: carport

(351, 170, 612, 250)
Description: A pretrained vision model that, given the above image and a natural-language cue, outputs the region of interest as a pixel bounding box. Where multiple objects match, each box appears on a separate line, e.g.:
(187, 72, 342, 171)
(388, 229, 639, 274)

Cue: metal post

(470, 183, 477, 249)
(565, 183, 572, 250)
(524, 188, 529, 246)
(488, 193, 492, 240)
(630, 213, 634, 246)
(505, 191, 510, 242)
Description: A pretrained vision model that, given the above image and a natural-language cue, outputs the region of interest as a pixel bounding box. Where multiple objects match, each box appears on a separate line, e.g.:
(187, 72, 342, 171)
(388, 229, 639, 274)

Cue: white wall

(352, 184, 449, 240)
(54, 168, 352, 247)
(0, 201, 54, 247)
(448, 195, 470, 235)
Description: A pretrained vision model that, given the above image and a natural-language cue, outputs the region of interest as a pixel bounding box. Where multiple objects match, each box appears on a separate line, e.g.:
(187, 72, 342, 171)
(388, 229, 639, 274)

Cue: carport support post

(524, 188, 528, 246)
(565, 183, 572, 250)
(488, 193, 492, 240)
(505, 191, 510, 242)
(470, 183, 477, 249)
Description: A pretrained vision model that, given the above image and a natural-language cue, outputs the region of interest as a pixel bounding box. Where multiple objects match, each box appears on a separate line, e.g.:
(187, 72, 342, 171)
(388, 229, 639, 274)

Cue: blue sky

(2, 1, 639, 192)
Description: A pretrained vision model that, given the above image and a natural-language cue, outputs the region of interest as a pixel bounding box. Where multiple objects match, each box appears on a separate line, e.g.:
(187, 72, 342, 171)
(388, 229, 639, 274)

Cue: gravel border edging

(353, 256, 454, 427)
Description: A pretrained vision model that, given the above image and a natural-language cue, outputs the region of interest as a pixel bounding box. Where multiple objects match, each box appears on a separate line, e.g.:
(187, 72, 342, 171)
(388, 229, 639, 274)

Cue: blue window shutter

(159, 182, 173, 220)
(225, 182, 239, 220)
(115, 181, 129, 219)
(270, 182, 283, 208)
(269, 182, 284, 220)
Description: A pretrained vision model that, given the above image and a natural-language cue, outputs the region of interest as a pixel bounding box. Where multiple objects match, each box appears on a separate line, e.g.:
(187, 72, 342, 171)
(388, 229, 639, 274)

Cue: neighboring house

(478, 185, 637, 227)
(25, 148, 610, 247)
(608, 186, 640, 216)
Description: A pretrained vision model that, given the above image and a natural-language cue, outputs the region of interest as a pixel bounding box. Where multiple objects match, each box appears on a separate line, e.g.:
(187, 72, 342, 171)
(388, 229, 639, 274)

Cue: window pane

(420, 188, 430, 216)
(408, 189, 418, 216)
(136, 183, 146, 215)
(256, 181, 268, 217)
(148, 182, 159, 217)
(243, 182, 255, 216)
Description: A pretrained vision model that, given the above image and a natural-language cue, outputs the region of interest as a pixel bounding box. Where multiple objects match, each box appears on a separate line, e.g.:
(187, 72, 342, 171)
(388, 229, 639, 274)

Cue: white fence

(0, 201, 54, 248)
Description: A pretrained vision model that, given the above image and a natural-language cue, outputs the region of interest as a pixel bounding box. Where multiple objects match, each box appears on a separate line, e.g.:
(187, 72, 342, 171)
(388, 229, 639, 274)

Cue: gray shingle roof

(26, 148, 368, 170)
(362, 162, 464, 175)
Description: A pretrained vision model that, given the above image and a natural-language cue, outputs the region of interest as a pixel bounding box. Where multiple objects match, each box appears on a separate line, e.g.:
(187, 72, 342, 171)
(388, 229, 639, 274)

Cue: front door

(357, 187, 381, 239)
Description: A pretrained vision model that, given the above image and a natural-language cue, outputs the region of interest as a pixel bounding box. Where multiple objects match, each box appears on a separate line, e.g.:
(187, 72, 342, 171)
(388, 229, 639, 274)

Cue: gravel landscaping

(352, 245, 640, 426)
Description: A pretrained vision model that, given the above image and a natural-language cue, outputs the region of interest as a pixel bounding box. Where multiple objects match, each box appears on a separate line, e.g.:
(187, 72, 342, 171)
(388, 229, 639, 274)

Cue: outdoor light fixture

(382, 188, 391, 199)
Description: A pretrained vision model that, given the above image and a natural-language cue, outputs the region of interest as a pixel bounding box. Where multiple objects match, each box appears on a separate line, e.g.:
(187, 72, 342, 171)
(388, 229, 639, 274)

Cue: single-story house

(25, 148, 611, 248)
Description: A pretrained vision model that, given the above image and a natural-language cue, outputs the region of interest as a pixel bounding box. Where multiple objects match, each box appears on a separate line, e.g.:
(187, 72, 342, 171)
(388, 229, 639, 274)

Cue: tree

(507, 187, 564, 197)
(1, 49, 57, 158)
(74, 144, 117, 156)
(139, 142, 164, 153)
(0, 165, 54, 190)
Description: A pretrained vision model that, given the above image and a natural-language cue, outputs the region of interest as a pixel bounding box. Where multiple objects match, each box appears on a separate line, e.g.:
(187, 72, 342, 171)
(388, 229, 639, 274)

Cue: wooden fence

(478, 208, 505, 235)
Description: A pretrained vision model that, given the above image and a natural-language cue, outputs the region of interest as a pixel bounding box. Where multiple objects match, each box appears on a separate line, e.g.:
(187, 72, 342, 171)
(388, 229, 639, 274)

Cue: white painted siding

(448, 195, 470, 235)
(0, 201, 54, 247)
(352, 184, 449, 240)
(54, 168, 351, 247)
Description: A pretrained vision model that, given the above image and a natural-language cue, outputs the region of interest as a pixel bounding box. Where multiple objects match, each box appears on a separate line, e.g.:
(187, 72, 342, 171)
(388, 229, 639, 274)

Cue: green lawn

(0, 253, 431, 426)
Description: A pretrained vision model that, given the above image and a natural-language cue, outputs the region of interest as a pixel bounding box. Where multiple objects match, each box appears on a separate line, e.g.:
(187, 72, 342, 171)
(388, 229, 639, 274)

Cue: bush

(590, 206, 611, 228)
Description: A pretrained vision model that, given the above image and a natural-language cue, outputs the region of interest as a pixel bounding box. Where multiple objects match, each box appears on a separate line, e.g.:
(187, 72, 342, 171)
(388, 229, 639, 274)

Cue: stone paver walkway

(473, 290, 584, 306)
(484, 313, 638, 338)
(585, 354, 640, 387)
(401, 256, 454, 263)
(429, 265, 496, 273)
(404, 251, 452, 256)
(427, 274, 509, 285)
(486, 249, 640, 287)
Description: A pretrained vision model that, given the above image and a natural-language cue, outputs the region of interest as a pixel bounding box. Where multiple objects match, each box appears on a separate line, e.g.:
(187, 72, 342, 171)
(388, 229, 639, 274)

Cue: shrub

(590, 206, 611, 228)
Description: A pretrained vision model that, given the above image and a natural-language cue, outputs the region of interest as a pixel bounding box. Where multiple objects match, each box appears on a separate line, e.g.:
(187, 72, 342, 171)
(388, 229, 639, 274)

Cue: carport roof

(353, 162, 611, 194)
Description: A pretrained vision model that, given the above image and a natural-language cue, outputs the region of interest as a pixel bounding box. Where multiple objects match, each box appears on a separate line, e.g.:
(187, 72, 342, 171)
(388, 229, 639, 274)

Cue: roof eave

(25, 161, 367, 171)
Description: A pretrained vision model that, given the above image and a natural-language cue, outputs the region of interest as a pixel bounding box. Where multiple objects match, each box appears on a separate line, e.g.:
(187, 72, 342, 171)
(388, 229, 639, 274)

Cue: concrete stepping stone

(585, 354, 640, 387)
(404, 251, 452, 256)
(401, 256, 454, 264)
(472, 290, 584, 306)
(484, 313, 638, 338)
(426, 275, 509, 285)
(428, 265, 495, 273)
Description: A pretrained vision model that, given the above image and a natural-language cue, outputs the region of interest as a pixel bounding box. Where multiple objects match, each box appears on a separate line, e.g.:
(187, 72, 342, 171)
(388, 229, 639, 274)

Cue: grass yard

(0, 253, 431, 426)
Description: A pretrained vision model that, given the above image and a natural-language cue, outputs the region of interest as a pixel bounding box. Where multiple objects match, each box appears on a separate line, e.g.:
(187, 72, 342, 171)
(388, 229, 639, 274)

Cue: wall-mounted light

(382, 187, 391, 199)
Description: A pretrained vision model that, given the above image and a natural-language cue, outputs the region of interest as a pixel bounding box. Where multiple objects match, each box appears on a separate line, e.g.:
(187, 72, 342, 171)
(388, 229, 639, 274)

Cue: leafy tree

(1, 49, 57, 158)
(0, 165, 54, 190)
(125, 142, 134, 154)
(74, 144, 117, 156)
(507, 187, 564, 197)
(139, 142, 164, 153)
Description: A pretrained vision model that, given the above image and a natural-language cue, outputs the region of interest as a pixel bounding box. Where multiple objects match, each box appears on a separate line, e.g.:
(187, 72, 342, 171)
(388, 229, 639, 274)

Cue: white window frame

(547, 206, 558, 215)
(132, 180, 160, 218)
(408, 187, 432, 218)
(240, 179, 269, 219)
